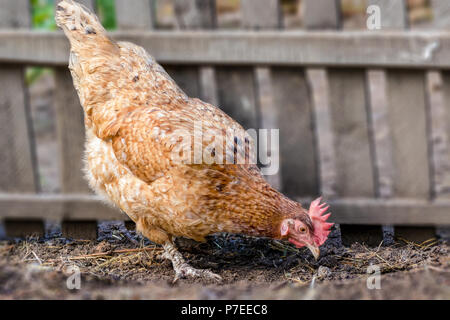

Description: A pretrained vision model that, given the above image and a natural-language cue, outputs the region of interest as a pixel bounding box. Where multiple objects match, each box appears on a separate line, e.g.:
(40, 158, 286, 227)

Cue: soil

(0, 223, 448, 300)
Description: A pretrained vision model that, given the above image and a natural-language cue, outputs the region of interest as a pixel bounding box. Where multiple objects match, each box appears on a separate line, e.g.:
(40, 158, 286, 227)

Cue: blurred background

(0, 0, 450, 244)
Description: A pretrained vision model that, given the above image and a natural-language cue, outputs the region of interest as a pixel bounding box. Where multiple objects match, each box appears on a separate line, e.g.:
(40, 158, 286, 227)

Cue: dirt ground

(0, 223, 448, 300)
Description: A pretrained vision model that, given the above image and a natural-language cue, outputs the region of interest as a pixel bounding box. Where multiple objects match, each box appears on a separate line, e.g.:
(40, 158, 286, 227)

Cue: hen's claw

(173, 262, 222, 283)
(161, 242, 222, 283)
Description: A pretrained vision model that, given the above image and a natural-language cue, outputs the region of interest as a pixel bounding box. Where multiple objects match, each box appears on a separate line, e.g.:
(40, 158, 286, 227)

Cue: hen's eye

(299, 227, 306, 233)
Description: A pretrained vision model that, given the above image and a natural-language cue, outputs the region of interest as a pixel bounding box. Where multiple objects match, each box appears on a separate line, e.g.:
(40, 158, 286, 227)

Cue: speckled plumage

(55, 1, 321, 253)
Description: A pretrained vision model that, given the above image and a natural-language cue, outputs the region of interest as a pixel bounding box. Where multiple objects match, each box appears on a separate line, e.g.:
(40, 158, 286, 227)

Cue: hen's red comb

(309, 197, 333, 246)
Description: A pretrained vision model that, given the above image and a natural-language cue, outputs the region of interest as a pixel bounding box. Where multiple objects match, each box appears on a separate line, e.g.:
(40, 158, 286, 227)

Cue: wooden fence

(1, 0, 450, 244)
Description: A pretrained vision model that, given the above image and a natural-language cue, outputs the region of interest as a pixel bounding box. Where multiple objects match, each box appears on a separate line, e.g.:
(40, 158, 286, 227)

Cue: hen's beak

(306, 244, 320, 260)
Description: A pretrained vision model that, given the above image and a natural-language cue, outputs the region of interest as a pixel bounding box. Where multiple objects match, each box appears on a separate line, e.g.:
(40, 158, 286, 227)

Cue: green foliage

(30, 0, 57, 30)
(27, 0, 117, 85)
(96, 0, 117, 30)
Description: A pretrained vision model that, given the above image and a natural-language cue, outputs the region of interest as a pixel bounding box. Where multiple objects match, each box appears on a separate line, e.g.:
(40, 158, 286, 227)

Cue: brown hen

(55, 0, 332, 282)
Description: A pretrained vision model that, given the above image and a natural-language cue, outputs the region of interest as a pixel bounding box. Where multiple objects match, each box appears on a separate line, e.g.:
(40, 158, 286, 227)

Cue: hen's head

(280, 197, 333, 260)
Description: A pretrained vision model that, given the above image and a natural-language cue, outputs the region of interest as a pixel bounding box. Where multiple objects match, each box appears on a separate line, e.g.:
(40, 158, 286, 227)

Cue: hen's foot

(172, 262, 222, 283)
(161, 242, 222, 283)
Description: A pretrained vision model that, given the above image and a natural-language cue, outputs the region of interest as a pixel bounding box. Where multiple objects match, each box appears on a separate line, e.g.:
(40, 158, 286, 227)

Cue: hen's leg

(136, 220, 221, 282)
(161, 241, 222, 283)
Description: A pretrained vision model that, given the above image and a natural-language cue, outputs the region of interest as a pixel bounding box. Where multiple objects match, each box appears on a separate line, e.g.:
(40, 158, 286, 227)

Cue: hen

(55, 0, 333, 281)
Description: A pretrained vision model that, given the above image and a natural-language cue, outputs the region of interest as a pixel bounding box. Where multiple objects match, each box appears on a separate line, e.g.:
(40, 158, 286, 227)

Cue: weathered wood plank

(54, 0, 106, 240)
(366, 1, 406, 197)
(115, 0, 154, 30)
(174, 0, 216, 29)
(328, 68, 382, 245)
(54, 69, 90, 193)
(434, 71, 450, 198)
(0, 194, 126, 221)
(216, 67, 258, 130)
(0, 1, 40, 238)
(240, 0, 281, 189)
(255, 67, 281, 190)
(1, 194, 450, 225)
(431, 0, 450, 29)
(0, 0, 30, 29)
(306, 69, 337, 198)
(271, 68, 318, 197)
(241, 0, 282, 29)
(368, 0, 409, 29)
(366, 3, 435, 242)
(0, 67, 37, 193)
(55, 0, 95, 10)
(428, 71, 450, 198)
(303, 1, 355, 243)
(387, 70, 435, 242)
(199, 66, 219, 106)
(163, 65, 200, 97)
(366, 70, 394, 198)
(302, 0, 341, 30)
(387, 71, 430, 198)
(328, 69, 375, 197)
(172, 0, 216, 105)
(1, 31, 450, 69)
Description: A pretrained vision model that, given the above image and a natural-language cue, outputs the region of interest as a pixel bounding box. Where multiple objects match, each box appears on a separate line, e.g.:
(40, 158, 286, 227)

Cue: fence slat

(328, 70, 375, 197)
(54, 70, 89, 194)
(387, 72, 430, 198)
(172, 0, 217, 104)
(307, 69, 337, 198)
(0, 0, 43, 238)
(55, 0, 95, 11)
(0, 67, 37, 193)
(115, 0, 154, 30)
(271, 69, 318, 196)
(0, 0, 30, 29)
(431, 0, 450, 29)
(241, 0, 282, 190)
(255, 68, 281, 190)
(200, 66, 219, 106)
(303, 0, 341, 30)
(54, 68, 97, 239)
(174, 0, 216, 30)
(241, 0, 282, 29)
(387, 70, 437, 242)
(427, 71, 450, 198)
(328, 69, 382, 245)
(368, 0, 409, 29)
(366, 1, 436, 242)
(216, 67, 258, 130)
(367, 70, 394, 198)
(162, 65, 200, 97)
(54, 0, 97, 240)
